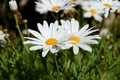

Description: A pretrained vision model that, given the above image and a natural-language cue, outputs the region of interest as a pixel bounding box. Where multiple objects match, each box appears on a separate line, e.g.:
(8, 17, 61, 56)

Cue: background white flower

(0, 30, 9, 41)
(35, 0, 74, 14)
(97, 0, 120, 17)
(61, 19, 101, 54)
(81, 1, 104, 22)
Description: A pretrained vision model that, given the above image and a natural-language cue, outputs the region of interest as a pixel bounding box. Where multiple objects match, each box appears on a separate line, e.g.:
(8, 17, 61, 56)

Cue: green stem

(54, 54, 61, 79)
(107, 55, 120, 70)
(54, 54, 59, 74)
(24, 24, 29, 36)
(64, 50, 70, 73)
(14, 14, 29, 53)
(14, 14, 24, 42)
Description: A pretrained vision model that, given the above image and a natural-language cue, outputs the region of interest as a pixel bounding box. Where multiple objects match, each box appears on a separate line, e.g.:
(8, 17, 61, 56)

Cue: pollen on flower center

(103, 3, 111, 8)
(46, 38, 58, 45)
(70, 0, 75, 3)
(69, 36, 80, 44)
(52, 6, 60, 11)
(90, 9, 96, 14)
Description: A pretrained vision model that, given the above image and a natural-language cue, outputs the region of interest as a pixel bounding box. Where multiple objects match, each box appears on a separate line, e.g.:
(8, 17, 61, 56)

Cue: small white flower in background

(97, 0, 120, 18)
(60, 19, 101, 54)
(81, 1, 104, 22)
(0, 30, 8, 41)
(24, 20, 67, 57)
(9, 0, 18, 11)
(99, 28, 109, 36)
(99, 28, 110, 40)
(35, 0, 74, 14)
(0, 30, 9, 47)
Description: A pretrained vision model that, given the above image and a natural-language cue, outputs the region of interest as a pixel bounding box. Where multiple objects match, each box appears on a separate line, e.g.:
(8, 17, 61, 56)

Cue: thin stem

(107, 55, 120, 70)
(24, 24, 29, 36)
(14, 14, 24, 42)
(14, 14, 29, 53)
(54, 54, 60, 74)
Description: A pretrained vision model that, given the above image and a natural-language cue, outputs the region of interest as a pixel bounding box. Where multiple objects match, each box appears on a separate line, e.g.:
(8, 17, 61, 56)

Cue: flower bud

(9, 0, 18, 13)
(23, 19, 28, 24)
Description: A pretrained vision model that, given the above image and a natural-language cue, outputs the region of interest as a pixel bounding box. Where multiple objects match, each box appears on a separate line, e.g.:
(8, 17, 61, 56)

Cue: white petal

(41, 0, 52, 8)
(85, 35, 101, 39)
(81, 39, 99, 44)
(78, 43, 92, 52)
(37, 22, 50, 39)
(43, 21, 49, 30)
(82, 29, 99, 37)
(28, 29, 45, 40)
(78, 24, 89, 35)
(42, 48, 49, 57)
(82, 6, 90, 11)
(71, 19, 79, 32)
(51, 21, 59, 37)
(94, 15, 103, 22)
(24, 37, 40, 42)
(50, 46, 59, 53)
(35, 2, 49, 14)
(30, 46, 43, 50)
(84, 12, 92, 18)
(73, 46, 79, 55)
(23, 41, 41, 45)
(60, 44, 71, 49)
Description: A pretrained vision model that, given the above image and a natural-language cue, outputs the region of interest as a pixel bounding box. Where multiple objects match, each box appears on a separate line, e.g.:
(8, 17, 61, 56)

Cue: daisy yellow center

(103, 3, 111, 8)
(70, 0, 75, 3)
(52, 6, 60, 11)
(46, 38, 57, 45)
(90, 9, 96, 14)
(69, 36, 80, 44)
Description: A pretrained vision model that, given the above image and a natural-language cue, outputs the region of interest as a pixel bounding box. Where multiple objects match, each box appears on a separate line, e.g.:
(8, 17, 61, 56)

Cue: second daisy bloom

(60, 19, 101, 54)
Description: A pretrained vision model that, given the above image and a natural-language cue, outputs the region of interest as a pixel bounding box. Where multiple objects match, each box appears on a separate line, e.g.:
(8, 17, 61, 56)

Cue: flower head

(0, 30, 8, 41)
(97, 0, 120, 17)
(24, 20, 66, 57)
(60, 19, 101, 54)
(35, 0, 74, 14)
(81, 1, 104, 22)
(9, 0, 18, 11)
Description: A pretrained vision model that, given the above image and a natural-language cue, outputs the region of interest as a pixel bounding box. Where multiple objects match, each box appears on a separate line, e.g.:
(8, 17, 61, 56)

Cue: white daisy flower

(35, 0, 74, 14)
(24, 20, 66, 57)
(97, 0, 120, 17)
(81, 1, 104, 22)
(0, 30, 9, 47)
(9, 0, 18, 11)
(60, 19, 101, 54)
(0, 30, 9, 41)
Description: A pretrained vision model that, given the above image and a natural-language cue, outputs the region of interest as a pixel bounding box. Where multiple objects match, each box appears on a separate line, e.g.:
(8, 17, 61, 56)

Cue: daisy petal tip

(74, 52, 78, 55)
(89, 49, 92, 52)
(23, 41, 28, 45)
(42, 53, 46, 57)
(29, 47, 34, 51)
